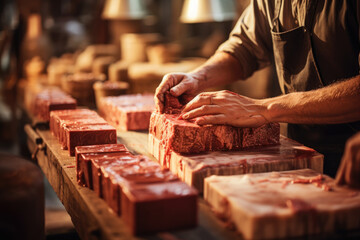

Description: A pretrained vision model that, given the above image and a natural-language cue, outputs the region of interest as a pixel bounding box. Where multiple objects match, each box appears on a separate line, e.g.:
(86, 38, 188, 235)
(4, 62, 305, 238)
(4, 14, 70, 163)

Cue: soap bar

(148, 134, 324, 193)
(66, 124, 117, 156)
(100, 94, 155, 131)
(204, 169, 360, 240)
(75, 144, 128, 185)
(102, 157, 177, 215)
(121, 181, 198, 235)
(50, 109, 96, 138)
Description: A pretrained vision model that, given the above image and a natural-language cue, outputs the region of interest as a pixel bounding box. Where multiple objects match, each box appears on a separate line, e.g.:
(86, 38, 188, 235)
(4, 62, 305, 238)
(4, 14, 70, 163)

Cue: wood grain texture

(26, 125, 242, 240)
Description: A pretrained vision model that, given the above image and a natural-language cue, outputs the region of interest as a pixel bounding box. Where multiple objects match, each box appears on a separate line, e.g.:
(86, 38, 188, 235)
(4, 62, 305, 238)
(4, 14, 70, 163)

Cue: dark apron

(271, 0, 360, 177)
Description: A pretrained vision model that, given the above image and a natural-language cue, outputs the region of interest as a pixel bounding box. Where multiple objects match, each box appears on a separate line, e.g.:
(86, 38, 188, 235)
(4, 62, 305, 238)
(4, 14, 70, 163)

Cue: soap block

(121, 181, 198, 235)
(66, 124, 117, 156)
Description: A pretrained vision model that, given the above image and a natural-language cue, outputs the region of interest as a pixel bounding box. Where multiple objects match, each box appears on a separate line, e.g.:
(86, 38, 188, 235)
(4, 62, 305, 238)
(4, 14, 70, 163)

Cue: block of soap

(121, 180, 198, 235)
(50, 109, 96, 138)
(59, 117, 107, 149)
(66, 124, 117, 156)
(91, 152, 137, 197)
(149, 134, 324, 192)
(149, 112, 280, 155)
(204, 169, 360, 240)
(100, 94, 155, 131)
(75, 144, 128, 185)
(102, 157, 177, 215)
(34, 88, 77, 121)
(77, 151, 132, 188)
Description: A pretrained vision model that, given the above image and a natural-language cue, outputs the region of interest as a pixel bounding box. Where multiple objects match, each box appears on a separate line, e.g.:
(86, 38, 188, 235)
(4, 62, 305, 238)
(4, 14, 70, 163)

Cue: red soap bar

(102, 157, 177, 215)
(149, 111, 280, 155)
(121, 181, 198, 235)
(50, 109, 97, 137)
(78, 152, 133, 189)
(59, 117, 107, 149)
(66, 124, 117, 156)
(78, 152, 135, 189)
(91, 153, 137, 197)
(100, 94, 155, 131)
(34, 90, 77, 121)
(75, 144, 128, 185)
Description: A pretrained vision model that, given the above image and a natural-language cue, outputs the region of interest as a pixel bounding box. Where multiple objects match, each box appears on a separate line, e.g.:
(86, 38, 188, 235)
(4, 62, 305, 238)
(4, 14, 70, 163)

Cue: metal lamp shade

(180, 0, 236, 23)
(102, 0, 148, 20)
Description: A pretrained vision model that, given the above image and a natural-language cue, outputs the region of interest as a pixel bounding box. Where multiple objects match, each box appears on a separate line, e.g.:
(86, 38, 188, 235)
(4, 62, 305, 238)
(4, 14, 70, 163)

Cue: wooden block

(92, 56, 117, 78)
(61, 73, 105, 107)
(66, 124, 117, 156)
(204, 169, 360, 240)
(121, 181, 198, 235)
(148, 134, 324, 193)
(146, 43, 182, 64)
(108, 61, 130, 82)
(93, 81, 129, 111)
(127, 58, 206, 93)
(120, 33, 162, 63)
(75, 44, 119, 72)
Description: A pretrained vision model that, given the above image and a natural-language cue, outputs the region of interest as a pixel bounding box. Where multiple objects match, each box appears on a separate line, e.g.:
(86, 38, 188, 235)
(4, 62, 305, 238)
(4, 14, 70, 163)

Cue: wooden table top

(26, 125, 242, 240)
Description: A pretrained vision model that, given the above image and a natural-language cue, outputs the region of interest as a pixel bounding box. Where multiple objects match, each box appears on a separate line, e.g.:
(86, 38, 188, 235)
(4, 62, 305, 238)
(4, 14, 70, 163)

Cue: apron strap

(304, 0, 319, 31)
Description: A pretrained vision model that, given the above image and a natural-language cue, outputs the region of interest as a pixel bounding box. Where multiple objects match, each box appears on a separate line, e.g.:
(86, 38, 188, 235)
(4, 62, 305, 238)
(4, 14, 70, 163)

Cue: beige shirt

(218, 0, 360, 83)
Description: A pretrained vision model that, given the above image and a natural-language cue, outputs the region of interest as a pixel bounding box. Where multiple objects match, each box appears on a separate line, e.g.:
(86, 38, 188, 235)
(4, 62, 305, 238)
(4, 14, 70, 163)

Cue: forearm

(261, 76, 360, 124)
(190, 52, 243, 91)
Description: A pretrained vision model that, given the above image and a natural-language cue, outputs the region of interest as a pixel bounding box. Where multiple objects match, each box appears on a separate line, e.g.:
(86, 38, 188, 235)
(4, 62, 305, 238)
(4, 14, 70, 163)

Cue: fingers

(194, 114, 228, 125)
(194, 114, 266, 127)
(182, 105, 220, 120)
(170, 81, 191, 97)
(155, 73, 185, 113)
(183, 92, 213, 113)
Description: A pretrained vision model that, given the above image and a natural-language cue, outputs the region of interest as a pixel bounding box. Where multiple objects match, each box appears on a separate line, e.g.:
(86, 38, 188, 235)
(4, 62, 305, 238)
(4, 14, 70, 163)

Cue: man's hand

(181, 90, 268, 127)
(335, 132, 360, 189)
(154, 72, 204, 113)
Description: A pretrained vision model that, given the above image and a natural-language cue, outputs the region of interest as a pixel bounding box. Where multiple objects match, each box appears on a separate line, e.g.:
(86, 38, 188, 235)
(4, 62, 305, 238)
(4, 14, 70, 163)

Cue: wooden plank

(26, 125, 241, 240)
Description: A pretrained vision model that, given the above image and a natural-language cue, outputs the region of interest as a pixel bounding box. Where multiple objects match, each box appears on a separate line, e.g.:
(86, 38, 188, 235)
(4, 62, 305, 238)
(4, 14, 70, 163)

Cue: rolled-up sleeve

(217, 0, 273, 79)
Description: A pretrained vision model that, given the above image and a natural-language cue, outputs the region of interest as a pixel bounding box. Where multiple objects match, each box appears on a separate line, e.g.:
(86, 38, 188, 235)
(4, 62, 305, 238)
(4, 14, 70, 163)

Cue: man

(155, 0, 360, 177)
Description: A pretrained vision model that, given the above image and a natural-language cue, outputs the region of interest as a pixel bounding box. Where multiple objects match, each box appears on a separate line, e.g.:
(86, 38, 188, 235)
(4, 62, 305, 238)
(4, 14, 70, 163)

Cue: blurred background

(0, 0, 281, 239)
(0, 0, 281, 151)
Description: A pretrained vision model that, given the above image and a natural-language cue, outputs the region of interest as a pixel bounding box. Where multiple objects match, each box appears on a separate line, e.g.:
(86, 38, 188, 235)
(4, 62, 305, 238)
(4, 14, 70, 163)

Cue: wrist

(258, 97, 284, 123)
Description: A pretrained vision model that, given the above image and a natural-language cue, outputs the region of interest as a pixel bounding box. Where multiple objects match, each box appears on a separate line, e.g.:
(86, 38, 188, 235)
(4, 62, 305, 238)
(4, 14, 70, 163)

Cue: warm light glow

(102, 0, 147, 20)
(180, 0, 236, 23)
(26, 14, 42, 39)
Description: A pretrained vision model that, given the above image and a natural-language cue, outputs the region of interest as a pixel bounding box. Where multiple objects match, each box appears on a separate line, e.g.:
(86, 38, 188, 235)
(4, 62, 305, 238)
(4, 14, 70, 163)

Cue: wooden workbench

(25, 124, 242, 240)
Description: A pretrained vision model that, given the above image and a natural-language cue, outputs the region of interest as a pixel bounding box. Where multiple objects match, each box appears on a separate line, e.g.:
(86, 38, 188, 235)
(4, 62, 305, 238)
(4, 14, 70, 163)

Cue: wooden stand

(25, 125, 242, 240)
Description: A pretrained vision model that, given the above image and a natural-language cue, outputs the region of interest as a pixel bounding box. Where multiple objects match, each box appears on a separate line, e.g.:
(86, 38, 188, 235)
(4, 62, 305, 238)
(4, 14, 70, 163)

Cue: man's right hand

(155, 72, 204, 113)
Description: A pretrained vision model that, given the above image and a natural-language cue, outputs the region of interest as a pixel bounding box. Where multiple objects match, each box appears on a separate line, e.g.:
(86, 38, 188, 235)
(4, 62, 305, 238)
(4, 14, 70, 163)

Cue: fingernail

(182, 114, 188, 119)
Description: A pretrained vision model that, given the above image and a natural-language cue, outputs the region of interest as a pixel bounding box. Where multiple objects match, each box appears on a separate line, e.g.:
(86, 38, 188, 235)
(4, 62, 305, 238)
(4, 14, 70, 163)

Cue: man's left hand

(181, 90, 268, 127)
